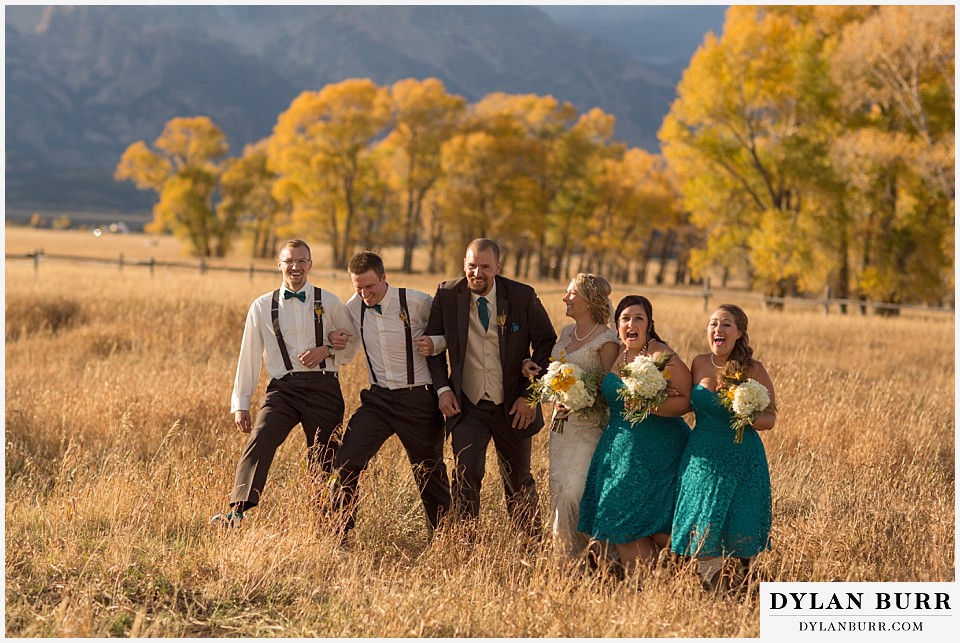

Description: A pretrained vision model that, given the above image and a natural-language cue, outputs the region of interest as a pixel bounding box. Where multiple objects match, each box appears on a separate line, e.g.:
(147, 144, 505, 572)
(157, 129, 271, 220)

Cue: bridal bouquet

(617, 352, 673, 425)
(717, 371, 772, 443)
(527, 358, 600, 434)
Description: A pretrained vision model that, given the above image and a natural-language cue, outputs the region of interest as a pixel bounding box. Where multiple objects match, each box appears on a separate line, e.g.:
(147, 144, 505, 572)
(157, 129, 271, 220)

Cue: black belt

(371, 383, 431, 393)
(282, 370, 338, 379)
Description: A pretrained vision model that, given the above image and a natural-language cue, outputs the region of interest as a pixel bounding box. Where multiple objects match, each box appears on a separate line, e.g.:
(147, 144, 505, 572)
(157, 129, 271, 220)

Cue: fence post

(33, 248, 41, 276)
(149, 257, 155, 277)
(702, 277, 711, 312)
(249, 264, 255, 282)
(822, 285, 830, 315)
(119, 252, 124, 273)
(199, 259, 207, 275)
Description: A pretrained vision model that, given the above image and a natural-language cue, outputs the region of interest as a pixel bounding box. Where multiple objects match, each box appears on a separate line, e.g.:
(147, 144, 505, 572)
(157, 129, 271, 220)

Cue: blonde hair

(572, 273, 613, 325)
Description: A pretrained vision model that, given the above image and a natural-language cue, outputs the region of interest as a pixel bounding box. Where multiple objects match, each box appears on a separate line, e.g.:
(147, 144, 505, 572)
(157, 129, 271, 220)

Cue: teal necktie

(365, 303, 382, 314)
(477, 296, 490, 331)
(284, 290, 305, 302)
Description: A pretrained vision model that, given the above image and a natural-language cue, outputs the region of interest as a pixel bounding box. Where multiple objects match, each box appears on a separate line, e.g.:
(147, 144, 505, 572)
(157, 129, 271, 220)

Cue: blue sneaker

(210, 511, 244, 528)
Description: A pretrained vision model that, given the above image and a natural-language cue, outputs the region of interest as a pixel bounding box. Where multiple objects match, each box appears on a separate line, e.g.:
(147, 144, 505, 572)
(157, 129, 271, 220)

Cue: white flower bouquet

(527, 358, 600, 434)
(717, 372, 772, 443)
(617, 352, 673, 425)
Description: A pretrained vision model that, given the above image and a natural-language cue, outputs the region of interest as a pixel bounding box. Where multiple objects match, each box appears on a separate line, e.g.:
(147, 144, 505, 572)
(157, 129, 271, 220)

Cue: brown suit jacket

(425, 274, 557, 438)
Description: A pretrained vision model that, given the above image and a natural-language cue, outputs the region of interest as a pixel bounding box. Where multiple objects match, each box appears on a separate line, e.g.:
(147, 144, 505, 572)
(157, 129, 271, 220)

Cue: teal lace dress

(578, 372, 691, 543)
(671, 384, 772, 558)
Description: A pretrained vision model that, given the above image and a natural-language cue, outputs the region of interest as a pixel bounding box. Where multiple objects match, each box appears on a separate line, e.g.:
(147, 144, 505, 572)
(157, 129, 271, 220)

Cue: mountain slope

(5, 5, 681, 212)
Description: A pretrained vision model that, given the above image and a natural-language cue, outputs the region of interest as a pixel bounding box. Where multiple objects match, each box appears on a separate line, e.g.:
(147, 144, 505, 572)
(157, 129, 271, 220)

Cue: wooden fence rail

(6, 249, 341, 282)
(6, 250, 953, 317)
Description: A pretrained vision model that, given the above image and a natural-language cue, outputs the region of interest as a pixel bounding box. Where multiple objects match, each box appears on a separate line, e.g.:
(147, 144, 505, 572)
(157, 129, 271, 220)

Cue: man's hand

(438, 390, 461, 418)
(413, 335, 434, 356)
(298, 346, 330, 368)
(521, 358, 540, 378)
(327, 328, 352, 351)
(235, 410, 252, 433)
(509, 397, 538, 430)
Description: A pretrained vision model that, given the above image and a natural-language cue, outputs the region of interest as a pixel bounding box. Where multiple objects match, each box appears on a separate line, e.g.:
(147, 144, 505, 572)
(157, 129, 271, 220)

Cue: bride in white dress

(547, 273, 619, 559)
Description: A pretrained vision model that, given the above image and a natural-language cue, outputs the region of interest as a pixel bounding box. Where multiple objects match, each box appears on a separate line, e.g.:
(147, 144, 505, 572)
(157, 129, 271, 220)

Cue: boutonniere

(314, 302, 324, 319)
(510, 322, 521, 334)
(497, 312, 507, 335)
(399, 308, 410, 328)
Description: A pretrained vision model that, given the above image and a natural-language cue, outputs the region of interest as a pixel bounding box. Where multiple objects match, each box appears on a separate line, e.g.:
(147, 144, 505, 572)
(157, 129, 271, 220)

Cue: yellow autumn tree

(540, 107, 619, 281)
(830, 5, 954, 306)
(218, 140, 290, 259)
(459, 94, 617, 280)
(268, 79, 392, 268)
(662, 6, 953, 307)
(355, 142, 403, 254)
(467, 93, 566, 276)
(115, 116, 231, 257)
(660, 7, 856, 298)
(380, 78, 466, 272)
(583, 148, 682, 285)
(436, 129, 533, 271)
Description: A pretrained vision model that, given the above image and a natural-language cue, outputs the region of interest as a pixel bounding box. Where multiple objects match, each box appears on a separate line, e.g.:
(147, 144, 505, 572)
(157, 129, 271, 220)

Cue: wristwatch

(325, 345, 336, 356)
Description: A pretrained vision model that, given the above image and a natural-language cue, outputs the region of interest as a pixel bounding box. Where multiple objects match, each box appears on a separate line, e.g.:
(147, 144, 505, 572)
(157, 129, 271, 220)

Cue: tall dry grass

(4, 233, 955, 637)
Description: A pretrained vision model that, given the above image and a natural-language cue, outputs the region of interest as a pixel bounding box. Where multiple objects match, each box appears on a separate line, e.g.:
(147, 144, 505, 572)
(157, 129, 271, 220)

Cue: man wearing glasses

(212, 239, 357, 528)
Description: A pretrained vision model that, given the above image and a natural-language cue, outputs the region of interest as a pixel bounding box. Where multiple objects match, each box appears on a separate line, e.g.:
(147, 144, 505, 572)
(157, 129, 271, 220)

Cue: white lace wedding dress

(548, 324, 619, 558)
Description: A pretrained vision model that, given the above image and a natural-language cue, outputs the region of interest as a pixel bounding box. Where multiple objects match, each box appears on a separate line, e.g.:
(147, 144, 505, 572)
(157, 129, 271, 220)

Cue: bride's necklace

(573, 322, 600, 342)
(710, 353, 725, 369)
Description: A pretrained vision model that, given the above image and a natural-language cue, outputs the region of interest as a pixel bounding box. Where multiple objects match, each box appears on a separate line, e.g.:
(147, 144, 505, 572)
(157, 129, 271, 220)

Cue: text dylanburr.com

(761, 582, 956, 639)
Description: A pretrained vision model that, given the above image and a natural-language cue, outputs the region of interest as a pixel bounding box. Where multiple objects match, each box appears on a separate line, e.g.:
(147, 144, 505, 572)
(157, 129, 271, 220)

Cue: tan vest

(461, 296, 504, 405)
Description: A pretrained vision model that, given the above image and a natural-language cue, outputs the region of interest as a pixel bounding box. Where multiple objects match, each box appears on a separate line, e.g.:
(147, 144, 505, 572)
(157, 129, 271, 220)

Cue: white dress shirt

(345, 285, 445, 389)
(230, 282, 358, 412)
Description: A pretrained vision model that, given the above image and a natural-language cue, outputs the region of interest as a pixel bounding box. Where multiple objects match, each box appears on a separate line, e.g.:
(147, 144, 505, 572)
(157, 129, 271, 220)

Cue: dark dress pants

(332, 385, 451, 536)
(450, 398, 541, 537)
(230, 372, 344, 510)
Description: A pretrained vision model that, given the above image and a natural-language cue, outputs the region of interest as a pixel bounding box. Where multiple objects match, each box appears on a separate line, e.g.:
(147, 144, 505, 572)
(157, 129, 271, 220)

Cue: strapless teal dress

(671, 384, 772, 558)
(578, 372, 691, 543)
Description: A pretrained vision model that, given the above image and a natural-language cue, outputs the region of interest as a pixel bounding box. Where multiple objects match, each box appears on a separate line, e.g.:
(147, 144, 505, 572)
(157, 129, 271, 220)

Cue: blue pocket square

(510, 322, 521, 333)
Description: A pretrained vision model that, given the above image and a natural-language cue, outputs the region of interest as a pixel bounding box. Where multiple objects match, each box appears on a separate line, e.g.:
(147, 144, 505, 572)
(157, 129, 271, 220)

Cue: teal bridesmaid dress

(671, 384, 772, 558)
(578, 372, 691, 543)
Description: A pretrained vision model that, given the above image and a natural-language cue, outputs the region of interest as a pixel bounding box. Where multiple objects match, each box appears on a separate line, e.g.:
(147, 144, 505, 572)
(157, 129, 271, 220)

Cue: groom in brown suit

(423, 238, 556, 539)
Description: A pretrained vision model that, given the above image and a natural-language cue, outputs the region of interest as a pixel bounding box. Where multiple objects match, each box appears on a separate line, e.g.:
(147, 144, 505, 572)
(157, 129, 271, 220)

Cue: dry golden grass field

(4, 228, 956, 637)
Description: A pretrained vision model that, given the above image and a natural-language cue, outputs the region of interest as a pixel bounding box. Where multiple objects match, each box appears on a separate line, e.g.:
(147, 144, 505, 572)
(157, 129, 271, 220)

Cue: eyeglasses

(281, 259, 310, 267)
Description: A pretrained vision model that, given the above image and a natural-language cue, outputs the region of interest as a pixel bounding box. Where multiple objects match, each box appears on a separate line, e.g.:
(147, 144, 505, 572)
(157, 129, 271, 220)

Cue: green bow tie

(365, 303, 382, 314)
(284, 290, 306, 302)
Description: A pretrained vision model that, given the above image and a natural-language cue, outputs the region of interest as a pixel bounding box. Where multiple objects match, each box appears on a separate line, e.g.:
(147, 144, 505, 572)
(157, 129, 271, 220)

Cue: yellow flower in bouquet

(527, 358, 601, 434)
(717, 371, 773, 443)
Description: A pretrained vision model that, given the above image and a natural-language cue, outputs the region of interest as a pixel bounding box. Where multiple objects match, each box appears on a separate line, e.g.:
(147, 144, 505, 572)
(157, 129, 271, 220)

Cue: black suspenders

(271, 287, 324, 373)
(399, 288, 415, 385)
(313, 287, 326, 369)
(359, 288, 415, 386)
(359, 301, 378, 384)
